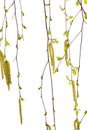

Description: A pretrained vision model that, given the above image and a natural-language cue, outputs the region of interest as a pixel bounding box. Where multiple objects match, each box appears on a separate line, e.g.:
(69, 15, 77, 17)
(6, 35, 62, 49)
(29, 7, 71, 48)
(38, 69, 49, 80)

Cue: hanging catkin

(19, 97, 23, 124)
(46, 124, 51, 130)
(48, 43, 55, 71)
(4, 60, 11, 90)
(71, 80, 77, 102)
(0, 50, 4, 79)
(64, 40, 69, 66)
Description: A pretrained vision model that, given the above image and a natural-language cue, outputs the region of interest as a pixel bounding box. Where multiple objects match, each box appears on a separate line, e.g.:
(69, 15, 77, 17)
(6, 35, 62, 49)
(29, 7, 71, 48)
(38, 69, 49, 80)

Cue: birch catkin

(48, 43, 55, 71)
(64, 40, 69, 66)
(0, 50, 4, 79)
(4, 60, 11, 90)
(46, 124, 51, 130)
(19, 97, 23, 124)
(71, 80, 76, 102)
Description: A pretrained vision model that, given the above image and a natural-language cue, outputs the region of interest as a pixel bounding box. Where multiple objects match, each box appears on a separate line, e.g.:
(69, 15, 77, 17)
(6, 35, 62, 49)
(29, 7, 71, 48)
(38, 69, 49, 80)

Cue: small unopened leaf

(85, 13, 87, 19)
(56, 56, 63, 61)
(76, 80, 79, 86)
(47, 30, 51, 35)
(74, 102, 78, 110)
(76, 1, 80, 6)
(18, 35, 22, 40)
(38, 86, 42, 90)
(70, 21, 73, 25)
(5, 40, 10, 46)
(22, 24, 27, 29)
(44, 112, 47, 116)
(17, 72, 20, 78)
(21, 97, 24, 101)
(53, 38, 59, 43)
(60, 6, 65, 11)
(84, 110, 87, 115)
(69, 16, 73, 19)
(21, 12, 24, 16)
(67, 60, 72, 66)
(4, 8, 8, 12)
(0, 28, 2, 32)
(19, 86, 22, 89)
(72, 69, 77, 75)
(50, 17, 52, 21)
(63, 31, 69, 37)
(0, 37, 3, 41)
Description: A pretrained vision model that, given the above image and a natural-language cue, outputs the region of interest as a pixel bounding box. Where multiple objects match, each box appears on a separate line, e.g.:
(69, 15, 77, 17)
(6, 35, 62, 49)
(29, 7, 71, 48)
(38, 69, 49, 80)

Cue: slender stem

(13, 0, 23, 124)
(41, 0, 56, 129)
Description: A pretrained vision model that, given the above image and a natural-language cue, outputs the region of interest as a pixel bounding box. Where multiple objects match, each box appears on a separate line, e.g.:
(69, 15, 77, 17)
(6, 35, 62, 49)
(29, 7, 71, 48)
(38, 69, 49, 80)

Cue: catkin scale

(4, 60, 11, 90)
(19, 97, 23, 124)
(48, 43, 55, 71)
(71, 80, 76, 102)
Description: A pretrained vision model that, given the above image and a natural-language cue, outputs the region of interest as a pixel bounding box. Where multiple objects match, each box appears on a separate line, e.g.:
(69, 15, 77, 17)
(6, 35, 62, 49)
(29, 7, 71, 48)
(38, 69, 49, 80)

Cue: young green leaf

(68, 16, 73, 19)
(76, 1, 80, 6)
(84, 0, 87, 4)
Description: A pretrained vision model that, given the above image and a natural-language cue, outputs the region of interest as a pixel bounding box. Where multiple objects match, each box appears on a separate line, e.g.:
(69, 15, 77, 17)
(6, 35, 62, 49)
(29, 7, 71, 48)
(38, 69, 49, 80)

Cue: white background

(0, 0, 87, 130)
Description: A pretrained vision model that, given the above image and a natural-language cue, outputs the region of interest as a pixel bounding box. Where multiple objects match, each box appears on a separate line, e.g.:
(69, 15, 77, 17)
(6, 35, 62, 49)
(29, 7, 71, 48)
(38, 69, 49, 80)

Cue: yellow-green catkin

(71, 80, 76, 102)
(74, 119, 80, 130)
(19, 97, 23, 124)
(4, 60, 11, 90)
(0, 50, 4, 79)
(48, 43, 55, 71)
(64, 40, 69, 66)
(46, 124, 51, 130)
